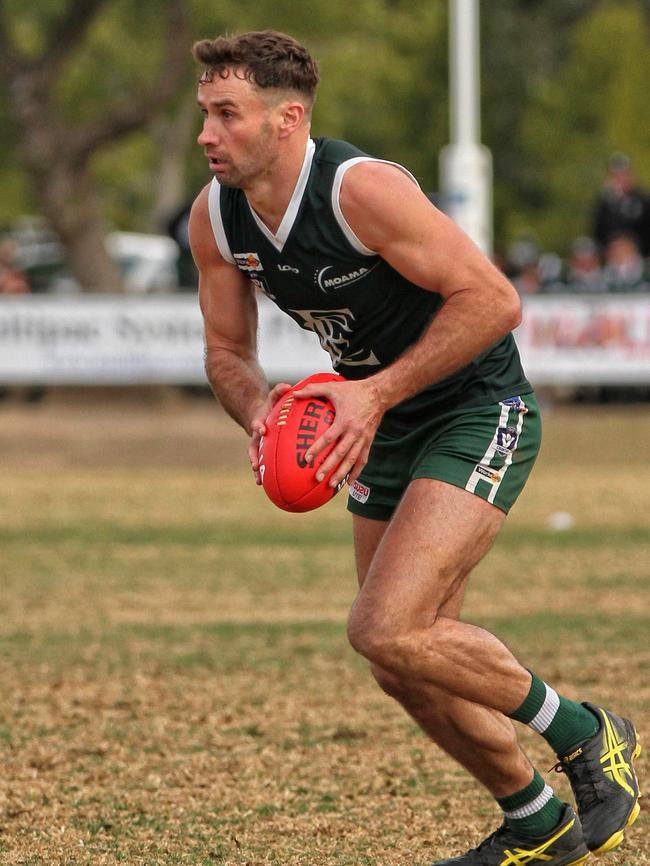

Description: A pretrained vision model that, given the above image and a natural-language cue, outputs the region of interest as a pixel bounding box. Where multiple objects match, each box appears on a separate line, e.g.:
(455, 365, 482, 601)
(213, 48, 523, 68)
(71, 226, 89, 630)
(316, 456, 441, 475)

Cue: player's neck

(245, 133, 311, 235)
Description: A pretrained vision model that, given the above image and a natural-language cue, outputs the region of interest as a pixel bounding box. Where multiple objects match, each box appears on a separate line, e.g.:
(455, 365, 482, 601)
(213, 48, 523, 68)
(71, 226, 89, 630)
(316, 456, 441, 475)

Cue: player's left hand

(248, 382, 293, 485)
(292, 378, 386, 487)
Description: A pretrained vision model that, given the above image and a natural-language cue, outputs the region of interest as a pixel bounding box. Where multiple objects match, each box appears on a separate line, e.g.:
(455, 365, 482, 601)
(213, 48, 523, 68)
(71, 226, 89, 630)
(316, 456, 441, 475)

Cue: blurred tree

(482, 0, 603, 252)
(497, 0, 650, 253)
(1, 0, 650, 275)
(0, 0, 191, 291)
(312, 0, 447, 192)
(187, 0, 447, 193)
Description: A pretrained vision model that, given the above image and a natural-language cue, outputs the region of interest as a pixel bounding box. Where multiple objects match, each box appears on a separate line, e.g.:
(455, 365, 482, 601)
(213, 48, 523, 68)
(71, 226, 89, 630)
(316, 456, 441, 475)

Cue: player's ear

(277, 101, 306, 138)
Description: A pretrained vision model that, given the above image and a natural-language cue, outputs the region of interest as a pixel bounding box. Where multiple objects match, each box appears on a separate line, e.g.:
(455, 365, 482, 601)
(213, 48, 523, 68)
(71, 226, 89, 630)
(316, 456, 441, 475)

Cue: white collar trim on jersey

(246, 137, 315, 252)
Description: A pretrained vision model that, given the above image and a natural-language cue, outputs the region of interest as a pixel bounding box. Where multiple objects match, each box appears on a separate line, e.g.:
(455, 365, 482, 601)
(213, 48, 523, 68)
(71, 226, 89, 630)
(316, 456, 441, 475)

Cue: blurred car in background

(105, 231, 180, 294)
(5, 217, 180, 294)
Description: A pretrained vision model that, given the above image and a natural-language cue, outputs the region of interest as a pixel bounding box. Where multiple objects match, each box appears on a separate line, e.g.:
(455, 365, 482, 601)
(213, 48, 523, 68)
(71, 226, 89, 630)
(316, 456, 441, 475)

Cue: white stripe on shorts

(465, 402, 510, 494)
(504, 784, 555, 820)
(487, 399, 527, 504)
(529, 684, 561, 734)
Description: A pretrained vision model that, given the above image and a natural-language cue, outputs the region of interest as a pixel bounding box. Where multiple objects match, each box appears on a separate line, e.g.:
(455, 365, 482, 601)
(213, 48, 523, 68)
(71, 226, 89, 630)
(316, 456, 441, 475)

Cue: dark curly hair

(192, 30, 319, 111)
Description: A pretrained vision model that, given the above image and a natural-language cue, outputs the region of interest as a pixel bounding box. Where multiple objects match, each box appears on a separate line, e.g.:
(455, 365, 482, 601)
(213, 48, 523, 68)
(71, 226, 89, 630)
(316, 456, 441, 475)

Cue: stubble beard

(216, 119, 277, 191)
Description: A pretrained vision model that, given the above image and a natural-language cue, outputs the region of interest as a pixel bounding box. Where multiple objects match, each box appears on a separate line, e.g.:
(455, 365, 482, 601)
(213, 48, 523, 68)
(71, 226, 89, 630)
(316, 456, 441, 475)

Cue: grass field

(1, 393, 648, 865)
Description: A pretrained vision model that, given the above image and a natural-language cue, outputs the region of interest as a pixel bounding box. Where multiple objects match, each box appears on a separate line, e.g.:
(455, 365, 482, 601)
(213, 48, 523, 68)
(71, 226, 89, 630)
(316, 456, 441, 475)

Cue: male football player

(189, 30, 641, 864)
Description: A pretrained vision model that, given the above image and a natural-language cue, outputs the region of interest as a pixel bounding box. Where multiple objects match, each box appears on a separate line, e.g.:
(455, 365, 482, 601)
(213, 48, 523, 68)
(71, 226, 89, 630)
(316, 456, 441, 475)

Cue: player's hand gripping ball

(259, 372, 346, 512)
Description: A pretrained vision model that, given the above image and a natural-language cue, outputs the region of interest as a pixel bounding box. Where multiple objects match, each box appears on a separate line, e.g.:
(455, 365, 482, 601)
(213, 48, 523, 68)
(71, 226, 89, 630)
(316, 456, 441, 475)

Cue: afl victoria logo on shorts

(495, 425, 519, 456)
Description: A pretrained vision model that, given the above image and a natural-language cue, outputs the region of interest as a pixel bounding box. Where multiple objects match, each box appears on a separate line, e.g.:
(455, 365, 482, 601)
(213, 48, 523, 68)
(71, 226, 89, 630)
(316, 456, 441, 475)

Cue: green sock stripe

(544, 701, 600, 756)
(510, 671, 546, 724)
(497, 770, 546, 812)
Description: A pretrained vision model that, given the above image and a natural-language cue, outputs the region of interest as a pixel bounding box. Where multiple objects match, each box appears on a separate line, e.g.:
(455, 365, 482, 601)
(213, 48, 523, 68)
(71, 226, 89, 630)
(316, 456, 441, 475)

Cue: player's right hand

(248, 383, 292, 484)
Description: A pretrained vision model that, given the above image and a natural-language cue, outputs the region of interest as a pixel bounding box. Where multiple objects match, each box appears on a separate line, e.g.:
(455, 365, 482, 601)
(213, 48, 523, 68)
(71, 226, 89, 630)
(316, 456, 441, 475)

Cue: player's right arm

(189, 186, 290, 477)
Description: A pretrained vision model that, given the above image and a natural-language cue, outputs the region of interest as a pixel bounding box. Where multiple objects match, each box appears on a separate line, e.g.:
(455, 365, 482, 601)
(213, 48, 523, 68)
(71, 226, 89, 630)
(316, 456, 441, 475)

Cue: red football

(259, 372, 346, 512)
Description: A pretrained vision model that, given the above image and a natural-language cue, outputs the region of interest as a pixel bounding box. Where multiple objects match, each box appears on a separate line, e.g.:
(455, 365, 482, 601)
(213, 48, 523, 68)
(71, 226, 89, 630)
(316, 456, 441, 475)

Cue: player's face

(196, 70, 279, 189)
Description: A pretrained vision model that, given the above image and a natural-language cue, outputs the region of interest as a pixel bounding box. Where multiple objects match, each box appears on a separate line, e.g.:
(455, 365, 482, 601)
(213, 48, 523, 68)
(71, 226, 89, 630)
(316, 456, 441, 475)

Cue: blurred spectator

(592, 153, 650, 258)
(602, 233, 650, 293)
(507, 237, 542, 294)
(0, 238, 31, 294)
(0, 238, 45, 402)
(564, 236, 607, 294)
(507, 237, 564, 295)
(167, 203, 198, 290)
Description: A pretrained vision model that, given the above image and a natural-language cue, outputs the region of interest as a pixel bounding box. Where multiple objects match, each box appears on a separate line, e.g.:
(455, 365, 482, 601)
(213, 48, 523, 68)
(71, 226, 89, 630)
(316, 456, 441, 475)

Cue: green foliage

(510, 0, 650, 253)
(1, 0, 73, 57)
(313, 1, 448, 191)
(53, 0, 172, 123)
(2, 0, 650, 251)
(0, 98, 33, 225)
(91, 133, 159, 231)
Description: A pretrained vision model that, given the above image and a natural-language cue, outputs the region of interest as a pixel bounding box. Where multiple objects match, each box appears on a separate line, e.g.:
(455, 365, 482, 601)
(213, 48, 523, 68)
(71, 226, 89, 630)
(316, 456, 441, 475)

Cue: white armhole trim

(332, 157, 421, 256)
(207, 179, 236, 264)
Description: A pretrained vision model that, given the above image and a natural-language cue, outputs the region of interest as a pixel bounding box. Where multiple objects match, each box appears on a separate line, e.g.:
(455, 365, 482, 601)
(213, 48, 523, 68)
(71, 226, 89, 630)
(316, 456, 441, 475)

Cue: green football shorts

(347, 392, 542, 521)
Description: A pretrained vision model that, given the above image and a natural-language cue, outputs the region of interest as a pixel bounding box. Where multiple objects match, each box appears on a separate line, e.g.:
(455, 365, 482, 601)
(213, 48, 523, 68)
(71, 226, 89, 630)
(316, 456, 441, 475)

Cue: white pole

(450, 0, 479, 145)
(439, 0, 493, 255)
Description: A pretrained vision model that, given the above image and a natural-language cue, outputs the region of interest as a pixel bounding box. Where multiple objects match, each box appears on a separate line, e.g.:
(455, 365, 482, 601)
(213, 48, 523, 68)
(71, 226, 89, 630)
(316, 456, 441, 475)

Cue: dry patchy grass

(0, 395, 648, 865)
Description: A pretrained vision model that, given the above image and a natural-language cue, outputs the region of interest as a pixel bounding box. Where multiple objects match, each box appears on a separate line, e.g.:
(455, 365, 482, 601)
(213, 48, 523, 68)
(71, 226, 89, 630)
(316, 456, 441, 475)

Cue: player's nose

(197, 120, 219, 147)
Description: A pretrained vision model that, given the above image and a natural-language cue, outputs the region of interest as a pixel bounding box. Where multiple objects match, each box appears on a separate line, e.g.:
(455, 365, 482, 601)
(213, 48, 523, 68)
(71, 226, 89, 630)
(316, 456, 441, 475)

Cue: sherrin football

(259, 372, 346, 512)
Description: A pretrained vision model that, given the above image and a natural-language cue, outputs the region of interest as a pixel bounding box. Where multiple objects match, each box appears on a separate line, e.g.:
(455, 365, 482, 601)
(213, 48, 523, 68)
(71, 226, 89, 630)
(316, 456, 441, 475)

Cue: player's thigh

(352, 478, 505, 633)
(353, 511, 470, 619)
(353, 514, 389, 587)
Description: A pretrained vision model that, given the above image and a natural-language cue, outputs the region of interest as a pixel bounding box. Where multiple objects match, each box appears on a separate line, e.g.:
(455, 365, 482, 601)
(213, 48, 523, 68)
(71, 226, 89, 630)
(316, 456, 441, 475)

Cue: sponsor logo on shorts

(349, 480, 370, 503)
(474, 464, 502, 484)
(495, 425, 519, 456)
(234, 252, 263, 272)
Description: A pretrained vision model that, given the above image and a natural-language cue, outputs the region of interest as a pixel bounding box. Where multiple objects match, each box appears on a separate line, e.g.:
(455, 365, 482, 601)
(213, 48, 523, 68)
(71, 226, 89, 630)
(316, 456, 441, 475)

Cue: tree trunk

(39, 161, 124, 293)
(148, 98, 198, 234)
(0, 0, 191, 293)
(9, 72, 124, 293)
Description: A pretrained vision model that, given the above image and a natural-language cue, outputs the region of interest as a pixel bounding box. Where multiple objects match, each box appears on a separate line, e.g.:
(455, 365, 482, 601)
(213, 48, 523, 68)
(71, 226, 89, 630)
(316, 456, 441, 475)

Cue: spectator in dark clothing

(592, 153, 650, 258)
(167, 204, 199, 290)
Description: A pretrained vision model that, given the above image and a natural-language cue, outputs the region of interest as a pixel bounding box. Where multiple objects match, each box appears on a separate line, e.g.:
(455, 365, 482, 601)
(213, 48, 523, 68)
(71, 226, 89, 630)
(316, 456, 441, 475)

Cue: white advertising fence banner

(515, 295, 650, 385)
(1, 293, 650, 386)
(0, 294, 331, 385)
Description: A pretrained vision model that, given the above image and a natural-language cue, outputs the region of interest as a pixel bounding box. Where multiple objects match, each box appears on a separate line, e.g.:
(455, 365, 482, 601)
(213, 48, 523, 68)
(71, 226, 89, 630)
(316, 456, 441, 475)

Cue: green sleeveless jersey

(208, 137, 530, 433)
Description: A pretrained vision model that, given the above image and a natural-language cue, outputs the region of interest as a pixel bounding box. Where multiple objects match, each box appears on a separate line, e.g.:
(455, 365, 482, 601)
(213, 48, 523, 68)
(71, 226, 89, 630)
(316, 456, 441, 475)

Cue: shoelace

(474, 824, 507, 853)
(552, 758, 601, 810)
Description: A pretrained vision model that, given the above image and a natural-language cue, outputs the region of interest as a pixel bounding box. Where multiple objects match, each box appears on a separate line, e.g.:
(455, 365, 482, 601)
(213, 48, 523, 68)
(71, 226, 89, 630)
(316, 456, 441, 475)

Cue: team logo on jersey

(314, 262, 379, 293)
(495, 425, 519, 456)
(234, 252, 263, 272)
(288, 307, 380, 368)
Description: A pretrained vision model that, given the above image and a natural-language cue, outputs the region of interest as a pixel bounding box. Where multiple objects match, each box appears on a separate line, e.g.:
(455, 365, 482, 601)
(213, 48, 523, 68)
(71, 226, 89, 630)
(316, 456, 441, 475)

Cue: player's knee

(346, 610, 401, 667)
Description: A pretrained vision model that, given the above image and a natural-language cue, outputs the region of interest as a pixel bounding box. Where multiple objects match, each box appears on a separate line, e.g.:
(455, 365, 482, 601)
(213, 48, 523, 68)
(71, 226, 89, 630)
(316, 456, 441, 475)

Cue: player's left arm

(296, 161, 521, 486)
